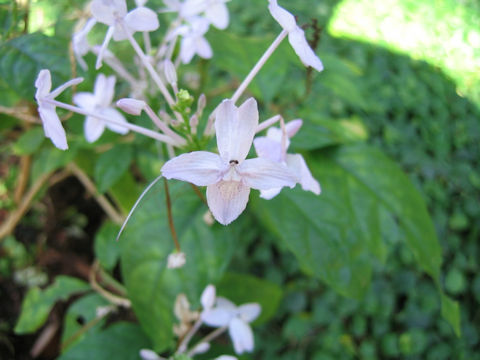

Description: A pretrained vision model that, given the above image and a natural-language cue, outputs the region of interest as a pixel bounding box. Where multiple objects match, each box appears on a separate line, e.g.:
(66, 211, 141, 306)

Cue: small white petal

(286, 154, 321, 195)
(116, 98, 146, 115)
(190, 342, 210, 356)
(94, 74, 116, 108)
(288, 28, 324, 72)
(161, 151, 224, 186)
(99, 107, 129, 134)
(229, 317, 254, 354)
(125, 7, 159, 32)
(139, 349, 161, 360)
(195, 37, 213, 59)
(238, 158, 297, 190)
(162, 59, 177, 85)
(259, 187, 282, 200)
(73, 92, 98, 112)
(205, 2, 229, 29)
(39, 107, 68, 150)
(215, 356, 237, 360)
(285, 119, 303, 138)
(91, 0, 127, 25)
(35, 69, 52, 100)
(167, 252, 186, 268)
(201, 308, 233, 327)
(206, 180, 250, 225)
(215, 98, 258, 163)
(84, 116, 106, 143)
(201, 284, 216, 309)
(253, 136, 283, 162)
(268, 0, 297, 32)
(216, 297, 237, 310)
(180, 37, 196, 64)
(237, 303, 261, 323)
(180, 0, 206, 18)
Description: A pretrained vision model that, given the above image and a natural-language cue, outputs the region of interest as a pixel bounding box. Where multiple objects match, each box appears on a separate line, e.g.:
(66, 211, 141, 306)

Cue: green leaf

(58, 322, 151, 360)
(0, 33, 70, 99)
(217, 273, 283, 325)
(94, 145, 133, 193)
(254, 144, 442, 299)
(61, 294, 109, 351)
(94, 221, 121, 271)
(119, 180, 240, 352)
(440, 294, 461, 337)
(15, 276, 89, 334)
(13, 127, 45, 155)
(31, 146, 78, 180)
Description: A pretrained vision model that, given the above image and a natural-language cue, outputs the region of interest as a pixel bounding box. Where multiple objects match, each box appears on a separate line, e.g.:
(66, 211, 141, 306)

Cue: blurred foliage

(0, 0, 478, 359)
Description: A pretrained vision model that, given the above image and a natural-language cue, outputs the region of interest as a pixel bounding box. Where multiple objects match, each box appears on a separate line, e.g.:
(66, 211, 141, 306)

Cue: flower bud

(167, 252, 186, 269)
(163, 59, 177, 85)
(116, 98, 146, 115)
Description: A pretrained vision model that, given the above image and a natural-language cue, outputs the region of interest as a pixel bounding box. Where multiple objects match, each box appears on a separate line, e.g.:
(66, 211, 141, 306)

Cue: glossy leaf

(94, 222, 121, 271)
(119, 179, 240, 352)
(15, 276, 89, 334)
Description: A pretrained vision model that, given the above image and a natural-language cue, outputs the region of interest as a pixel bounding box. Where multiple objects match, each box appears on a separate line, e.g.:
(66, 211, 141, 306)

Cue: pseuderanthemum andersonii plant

(33, 0, 325, 357)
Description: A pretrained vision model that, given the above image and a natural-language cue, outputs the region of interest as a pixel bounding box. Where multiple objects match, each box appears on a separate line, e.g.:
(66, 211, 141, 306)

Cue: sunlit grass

(328, 0, 480, 106)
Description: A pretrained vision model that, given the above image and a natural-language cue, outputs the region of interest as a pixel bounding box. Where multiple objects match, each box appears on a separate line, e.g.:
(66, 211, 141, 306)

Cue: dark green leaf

(94, 145, 133, 193)
(13, 127, 45, 155)
(217, 273, 283, 324)
(119, 180, 240, 352)
(31, 145, 78, 180)
(15, 276, 89, 334)
(0, 33, 70, 99)
(58, 322, 151, 360)
(94, 221, 121, 271)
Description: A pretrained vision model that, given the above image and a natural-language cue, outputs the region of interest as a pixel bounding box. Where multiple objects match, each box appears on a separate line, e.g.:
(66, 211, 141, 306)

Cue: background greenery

(0, 0, 478, 359)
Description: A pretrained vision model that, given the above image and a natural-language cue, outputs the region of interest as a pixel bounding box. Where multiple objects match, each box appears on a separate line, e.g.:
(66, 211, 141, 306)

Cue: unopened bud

(167, 252, 186, 269)
(197, 93, 206, 114)
(190, 342, 210, 356)
(163, 59, 177, 85)
(116, 98, 146, 115)
(190, 114, 199, 130)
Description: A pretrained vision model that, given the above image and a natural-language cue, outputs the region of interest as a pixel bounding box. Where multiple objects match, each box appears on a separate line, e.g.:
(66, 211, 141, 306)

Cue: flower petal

(201, 284, 216, 309)
(229, 317, 254, 354)
(139, 349, 161, 360)
(288, 28, 324, 72)
(161, 151, 224, 186)
(180, 36, 196, 64)
(268, 0, 296, 32)
(99, 107, 129, 134)
(205, 2, 229, 30)
(201, 308, 233, 327)
(125, 7, 160, 32)
(238, 158, 297, 190)
(39, 106, 68, 150)
(253, 136, 283, 162)
(237, 303, 261, 323)
(84, 115, 106, 143)
(91, 0, 127, 25)
(215, 296, 237, 311)
(286, 154, 321, 195)
(73, 92, 97, 111)
(94, 74, 116, 107)
(206, 180, 250, 225)
(215, 98, 258, 163)
(196, 37, 213, 59)
(259, 187, 282, 200)
(35, 69, 52, 100)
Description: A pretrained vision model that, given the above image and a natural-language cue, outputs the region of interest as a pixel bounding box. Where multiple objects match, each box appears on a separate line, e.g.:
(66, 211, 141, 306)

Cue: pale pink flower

(254, 119, 321, 199)
(169, 16, 213, 64)
(73, 74, 129, 142)
(268, 0, 323, 72)
(34, 69, 83, 150)
(161, 98, 297, 225)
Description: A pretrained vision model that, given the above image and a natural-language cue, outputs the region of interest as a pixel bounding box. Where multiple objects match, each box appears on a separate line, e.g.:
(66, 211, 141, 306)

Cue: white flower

(215, 356, 238, 360)
(170, 16, 213, 64)
(254, 119, 321, 199)
(161, 98, 297, 225)
(268, 0, 323, 72)
(91, 0, 159, 68)
(34, 69, 83, 150)
(164, 0, 229, 29)
(201, 295, 261, 354)
(139, 349, 162, 360)
(72, 18, 97, 70)
(73, 73, 129, 142)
